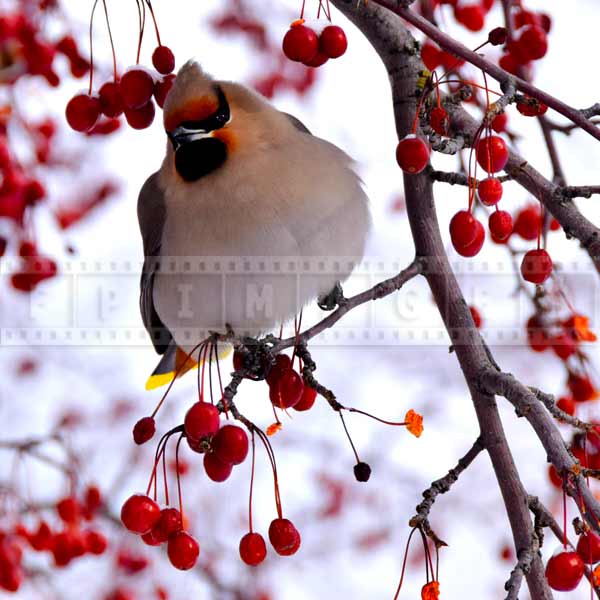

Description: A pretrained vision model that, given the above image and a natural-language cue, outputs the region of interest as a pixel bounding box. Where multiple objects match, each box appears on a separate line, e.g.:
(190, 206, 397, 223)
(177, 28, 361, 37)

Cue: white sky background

(2, 0, 600, 598)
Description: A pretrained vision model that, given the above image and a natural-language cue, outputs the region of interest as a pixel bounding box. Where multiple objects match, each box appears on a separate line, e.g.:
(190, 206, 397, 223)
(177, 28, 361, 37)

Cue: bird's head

(163, 61, 232, 182)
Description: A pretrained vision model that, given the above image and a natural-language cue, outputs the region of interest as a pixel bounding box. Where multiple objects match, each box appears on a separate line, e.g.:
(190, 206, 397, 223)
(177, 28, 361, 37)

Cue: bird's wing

(281, 112, 312, 135)
(138, 172, 172, 355)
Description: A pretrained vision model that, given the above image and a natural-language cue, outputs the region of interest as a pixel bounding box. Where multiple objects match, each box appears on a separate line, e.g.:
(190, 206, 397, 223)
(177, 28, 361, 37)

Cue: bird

(138, 60, 370, 390)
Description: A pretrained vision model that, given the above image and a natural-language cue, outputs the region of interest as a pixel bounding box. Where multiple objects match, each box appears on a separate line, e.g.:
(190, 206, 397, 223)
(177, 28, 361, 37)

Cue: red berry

(141, 528, 162, 546)
(120, 494, 160, 534)
(304, 50, 329, 68)
(454, 220, 485, 257)
(239, 532, 267, 566)
(154, 74, 176, 109)
(119, 68, 155, 109)
(548, 464, 562, 488)
(450, 210, 478, 248)
(545, 550, 584, 591)
(271, 369, 304, 409)
(429, 107, 449, 136)
(491, 113, 508, 133)
(489, 210, 513, 241)
(133, 416, 155, 445)
(294, 386, 317, 412)
(213, 425, 249, 465)
(576, 532, 600, 564)
(396, 135, 430, 174)
(476, 135, 508, 173)
(84, 530, 108, 555)
(152, 508, 182, 543)
(454, 5, 485, 31)
(167, 531, 199, 570)
(552, 334, 577, 361)
(152, 46, 175, 75)
(204, 452, 233, 482)
(514, 205, 541, 241)
(65, 94, 101, 132)
(421, 42, 441, 71)
(184, 401, 220, 441)
(568, 372, 597, 403)
(516, 96, 548, 117)
(488, 27, 507, 46)
(478, 177, 503, 206)
(266, 354, 292, 387)
(319, 25, 347, 59)
(98, 81, 124, 118)
(282, 25, 318, 63)
(527, 316, 550, 353)
(469, 306, 482, 328)
(518, 25, 548, 61)
(124, 100, 156, 130)
(56, 496, 80, 524)
(520, 249, 552, 284)
(556, 396, 575, 416)
(268, 518, 301, 556)
(29, 521, 52, 551)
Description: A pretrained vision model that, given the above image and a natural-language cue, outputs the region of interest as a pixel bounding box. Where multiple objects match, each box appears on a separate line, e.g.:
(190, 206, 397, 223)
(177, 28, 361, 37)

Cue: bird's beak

(167, 127, 213, 151)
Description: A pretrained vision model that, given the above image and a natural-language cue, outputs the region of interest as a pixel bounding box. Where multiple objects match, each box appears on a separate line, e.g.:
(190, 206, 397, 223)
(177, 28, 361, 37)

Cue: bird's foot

(317, 282, 346, 311)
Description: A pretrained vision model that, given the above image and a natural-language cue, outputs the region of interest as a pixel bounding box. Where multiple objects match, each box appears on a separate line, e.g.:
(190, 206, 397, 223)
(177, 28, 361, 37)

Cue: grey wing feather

(138, 172, 172, 355)
(282, 112, 311, 135)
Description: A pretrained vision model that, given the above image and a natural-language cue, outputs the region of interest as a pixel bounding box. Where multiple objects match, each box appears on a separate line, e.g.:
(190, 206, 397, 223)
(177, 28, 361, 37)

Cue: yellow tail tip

(145, 371, 176, 391)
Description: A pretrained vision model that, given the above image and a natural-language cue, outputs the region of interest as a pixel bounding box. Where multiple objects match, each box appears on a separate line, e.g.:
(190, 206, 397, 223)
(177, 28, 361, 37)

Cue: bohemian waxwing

(138, 60, 370, 389)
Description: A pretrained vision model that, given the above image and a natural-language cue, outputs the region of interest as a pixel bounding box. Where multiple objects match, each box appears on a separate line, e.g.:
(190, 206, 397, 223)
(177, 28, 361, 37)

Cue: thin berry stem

(100, 0, 118, 82)
(338, 411, 361, 464)
(248, 430, 256, 532)
(393, 527, 419, 600)
(144, 0, 162, 46)
(87, 0, 100, 96)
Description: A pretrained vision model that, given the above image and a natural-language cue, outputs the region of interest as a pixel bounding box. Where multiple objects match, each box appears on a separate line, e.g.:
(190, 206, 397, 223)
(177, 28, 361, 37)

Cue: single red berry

(396, 135, 430, 174)
(454, 5, 485, 31)
(212, 425, 249, 465)
(518, 25, 548, 61)
(516, 96, 548, 117)
(204, 452, 233, 482)
(124, 100, 156, 130)
(154, 74, 176, 109)
(449, 210, 478, 248)
(278, 369, 305, 409)
(478, 177, 503, 206)
(514, 205, 541, 241)
(28, 521, 53, 551)
(568, 372, 597, 403)
(266, 354, 292, 387)
(24, 179, 45, 204)
(552, 334, 577, 361)
(133, 416, 155, 445)
(98, 81, 124, 118)
(152, 508, 182, 543)
(19, 240, 37, 258)
(421, 41, 441, 71)
(526, 316, 550, 353)
(429, 107, 449, 136)
(319, 25, 347, 59)
(152, 46, 175, 75)
(84, 530, 108, 555)
(239, 532, 267, 566)
(305, 50, 329, 68)
(268, 518, 301, 556)
(293, 386, 317, 412)
(141, 528, 162, 546)
(520, 249, 552, 284)
(56, 496, 80, 524)
(489, 210, 513, 241)
(476, 135, 508, 173)
(545, 550, 584, 591)
(119, 68, 155, 109)
(167, 531, 199, 570)
(488, 27, 507, 46)
(65, 94, 101, 132)
(282, 25, 318, 63)
(556, 396, 575, 416)
(120, 494, 161, 534)
(576, 532, 600, 564)
(491, 113, 508, 133)
(454, 220, 485, 257)
(499, 52, 522, 76)
(469, 306, 482, 329)
(184, 401, 220, 441)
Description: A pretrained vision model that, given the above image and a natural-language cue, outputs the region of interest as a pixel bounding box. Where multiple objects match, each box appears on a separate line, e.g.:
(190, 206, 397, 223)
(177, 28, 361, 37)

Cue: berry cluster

(66, 49, 176, 133)
(283, 21, 348, 68)
(3, 486, 106, 592)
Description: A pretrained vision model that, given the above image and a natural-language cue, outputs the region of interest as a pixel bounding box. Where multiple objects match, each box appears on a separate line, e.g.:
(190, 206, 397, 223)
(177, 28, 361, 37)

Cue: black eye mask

(174, 137, 227, 182)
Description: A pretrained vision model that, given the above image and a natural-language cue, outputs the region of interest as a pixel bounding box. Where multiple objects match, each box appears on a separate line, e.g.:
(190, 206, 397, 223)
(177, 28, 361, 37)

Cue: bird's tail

(145, 342, 233, 391)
